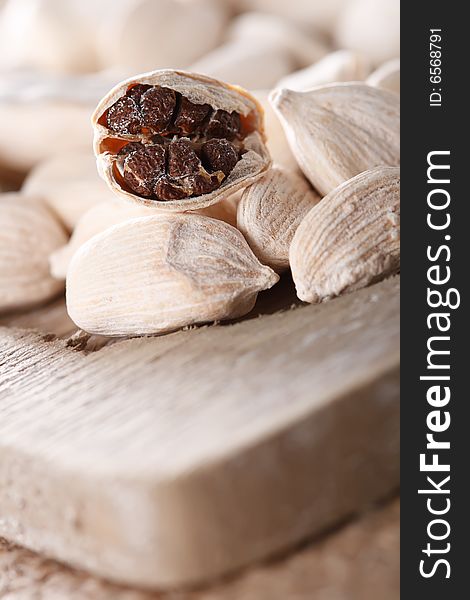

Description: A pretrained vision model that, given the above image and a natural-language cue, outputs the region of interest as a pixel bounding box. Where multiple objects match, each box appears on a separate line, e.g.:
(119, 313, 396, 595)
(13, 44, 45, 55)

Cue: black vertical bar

(401, 2, 468, 598)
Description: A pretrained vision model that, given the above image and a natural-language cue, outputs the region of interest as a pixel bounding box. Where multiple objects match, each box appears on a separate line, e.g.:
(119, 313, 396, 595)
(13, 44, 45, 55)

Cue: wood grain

(0, 498, 399, 600)
(0, 277, 400, 589)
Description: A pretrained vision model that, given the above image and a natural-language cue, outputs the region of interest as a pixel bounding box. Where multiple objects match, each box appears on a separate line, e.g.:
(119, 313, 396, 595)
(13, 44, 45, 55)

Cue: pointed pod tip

(265, 267, 281, 290)
(268, 87, 298, 111)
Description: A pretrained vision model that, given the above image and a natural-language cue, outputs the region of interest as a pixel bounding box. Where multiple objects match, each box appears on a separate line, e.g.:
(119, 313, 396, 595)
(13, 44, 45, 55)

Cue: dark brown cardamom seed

(201, 139, 238, 176)
(126, 84, 152, 102)
(140, 87, 177, 133)
(167, 139, 201, 179)
(189, 173, 221, 196)
(205, 110, 241, 140)
(122, 144, 166, 197)
(154, 177, 188, 201)
(174, 97, 212, 135)
(106, 97, 142, 135)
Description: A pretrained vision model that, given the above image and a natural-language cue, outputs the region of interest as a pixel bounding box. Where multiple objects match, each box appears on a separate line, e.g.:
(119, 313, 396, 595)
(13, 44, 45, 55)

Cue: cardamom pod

(276, 50, 369, 92)
(270, 83, 399, 196)
(237, 167, 321, 271)
(92, 70, 271, 211)
(22, 151, 118, 232)
(290, 166, 400, 303)
(66, 213, 279, 336)
(50, 202, 155, 280)
(0, 193, 67, 312)
(367, 58, 400, 94)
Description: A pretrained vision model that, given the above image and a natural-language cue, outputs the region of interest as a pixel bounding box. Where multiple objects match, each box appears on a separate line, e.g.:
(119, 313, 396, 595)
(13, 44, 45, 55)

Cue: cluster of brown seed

(105, 85, 243, 201)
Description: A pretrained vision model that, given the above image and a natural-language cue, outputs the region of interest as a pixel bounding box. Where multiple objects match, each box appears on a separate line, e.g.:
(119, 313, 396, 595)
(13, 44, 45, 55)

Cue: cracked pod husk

(66, 213, 279, 336)
(290, 166, 400, 303)
(92, 70, 271, 211)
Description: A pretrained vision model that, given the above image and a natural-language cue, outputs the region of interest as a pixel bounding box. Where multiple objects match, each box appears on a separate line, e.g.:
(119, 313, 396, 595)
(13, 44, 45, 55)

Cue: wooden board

(0, 498, 399, 600)
(0, 277, 400, 589)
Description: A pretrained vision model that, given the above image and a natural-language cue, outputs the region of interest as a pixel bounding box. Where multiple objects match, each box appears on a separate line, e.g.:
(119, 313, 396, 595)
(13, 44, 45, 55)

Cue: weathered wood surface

(0, 277, 400, 589)
(0, 498, 399, 600)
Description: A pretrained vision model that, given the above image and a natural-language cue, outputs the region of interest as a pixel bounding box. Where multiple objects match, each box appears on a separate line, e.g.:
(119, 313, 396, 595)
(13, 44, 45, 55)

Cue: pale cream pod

(50, 203, 156, 280)
(0, 0, 98, 73)
(22, 152, 118, 232)
(335, 0, 400, 65)
(237, 167, 321, 272)
(367, 59, 400, 94)
(252, 90, 299, 173)
(190, 40, 295, 91)
(276, 50, 370, 92)
(97, 0, 228, 73)
(0, 193, 67, 313)
(238, 0, 351, 34)
(290, 167, 400, 303)
(226, 12, 329, 69)
(66, 214, 279, 336)
(50, 197, 239, 279)
(92, 69, 271, 211)
(270, 83, 400, 196)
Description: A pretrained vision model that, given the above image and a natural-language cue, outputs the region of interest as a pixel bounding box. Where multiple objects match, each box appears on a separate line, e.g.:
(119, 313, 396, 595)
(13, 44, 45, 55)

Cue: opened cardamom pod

(66, 213, 279, 336)
(92, 70, 271, 211)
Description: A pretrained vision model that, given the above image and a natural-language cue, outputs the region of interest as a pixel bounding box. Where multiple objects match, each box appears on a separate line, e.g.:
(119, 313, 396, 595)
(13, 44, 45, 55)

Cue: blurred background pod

(0, 192, 67, 312)
(0, 0, 99, 73)
(190, 40, 295, 91)
(276, 50, 370, 92)
(237, 0, 352, 35)
(367, 58, 400, 94)
(0, 70, 124, 176)
(334, 0, 400, 65)
(226, 12, 329, 68)
(97, 0, 229, 74)
(22, 151, 119, 231)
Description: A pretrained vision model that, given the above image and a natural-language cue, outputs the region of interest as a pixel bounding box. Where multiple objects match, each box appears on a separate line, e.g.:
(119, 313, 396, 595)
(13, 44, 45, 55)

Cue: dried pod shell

(51, 192, 241, 281)
(252, 90, 299, 173)
(50, 202, 155, 280)
(0, 193, 67, 313)
(290, 167, 400, 303)
(367, 59, 400, 94)
(238, 167, 321, 271)
(270, 84, 400, 196)
(66, 214, 279, 336)
(93, 70, 271, 211)
(22, 152, 118, 232)
(276, 50, 370, 92)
